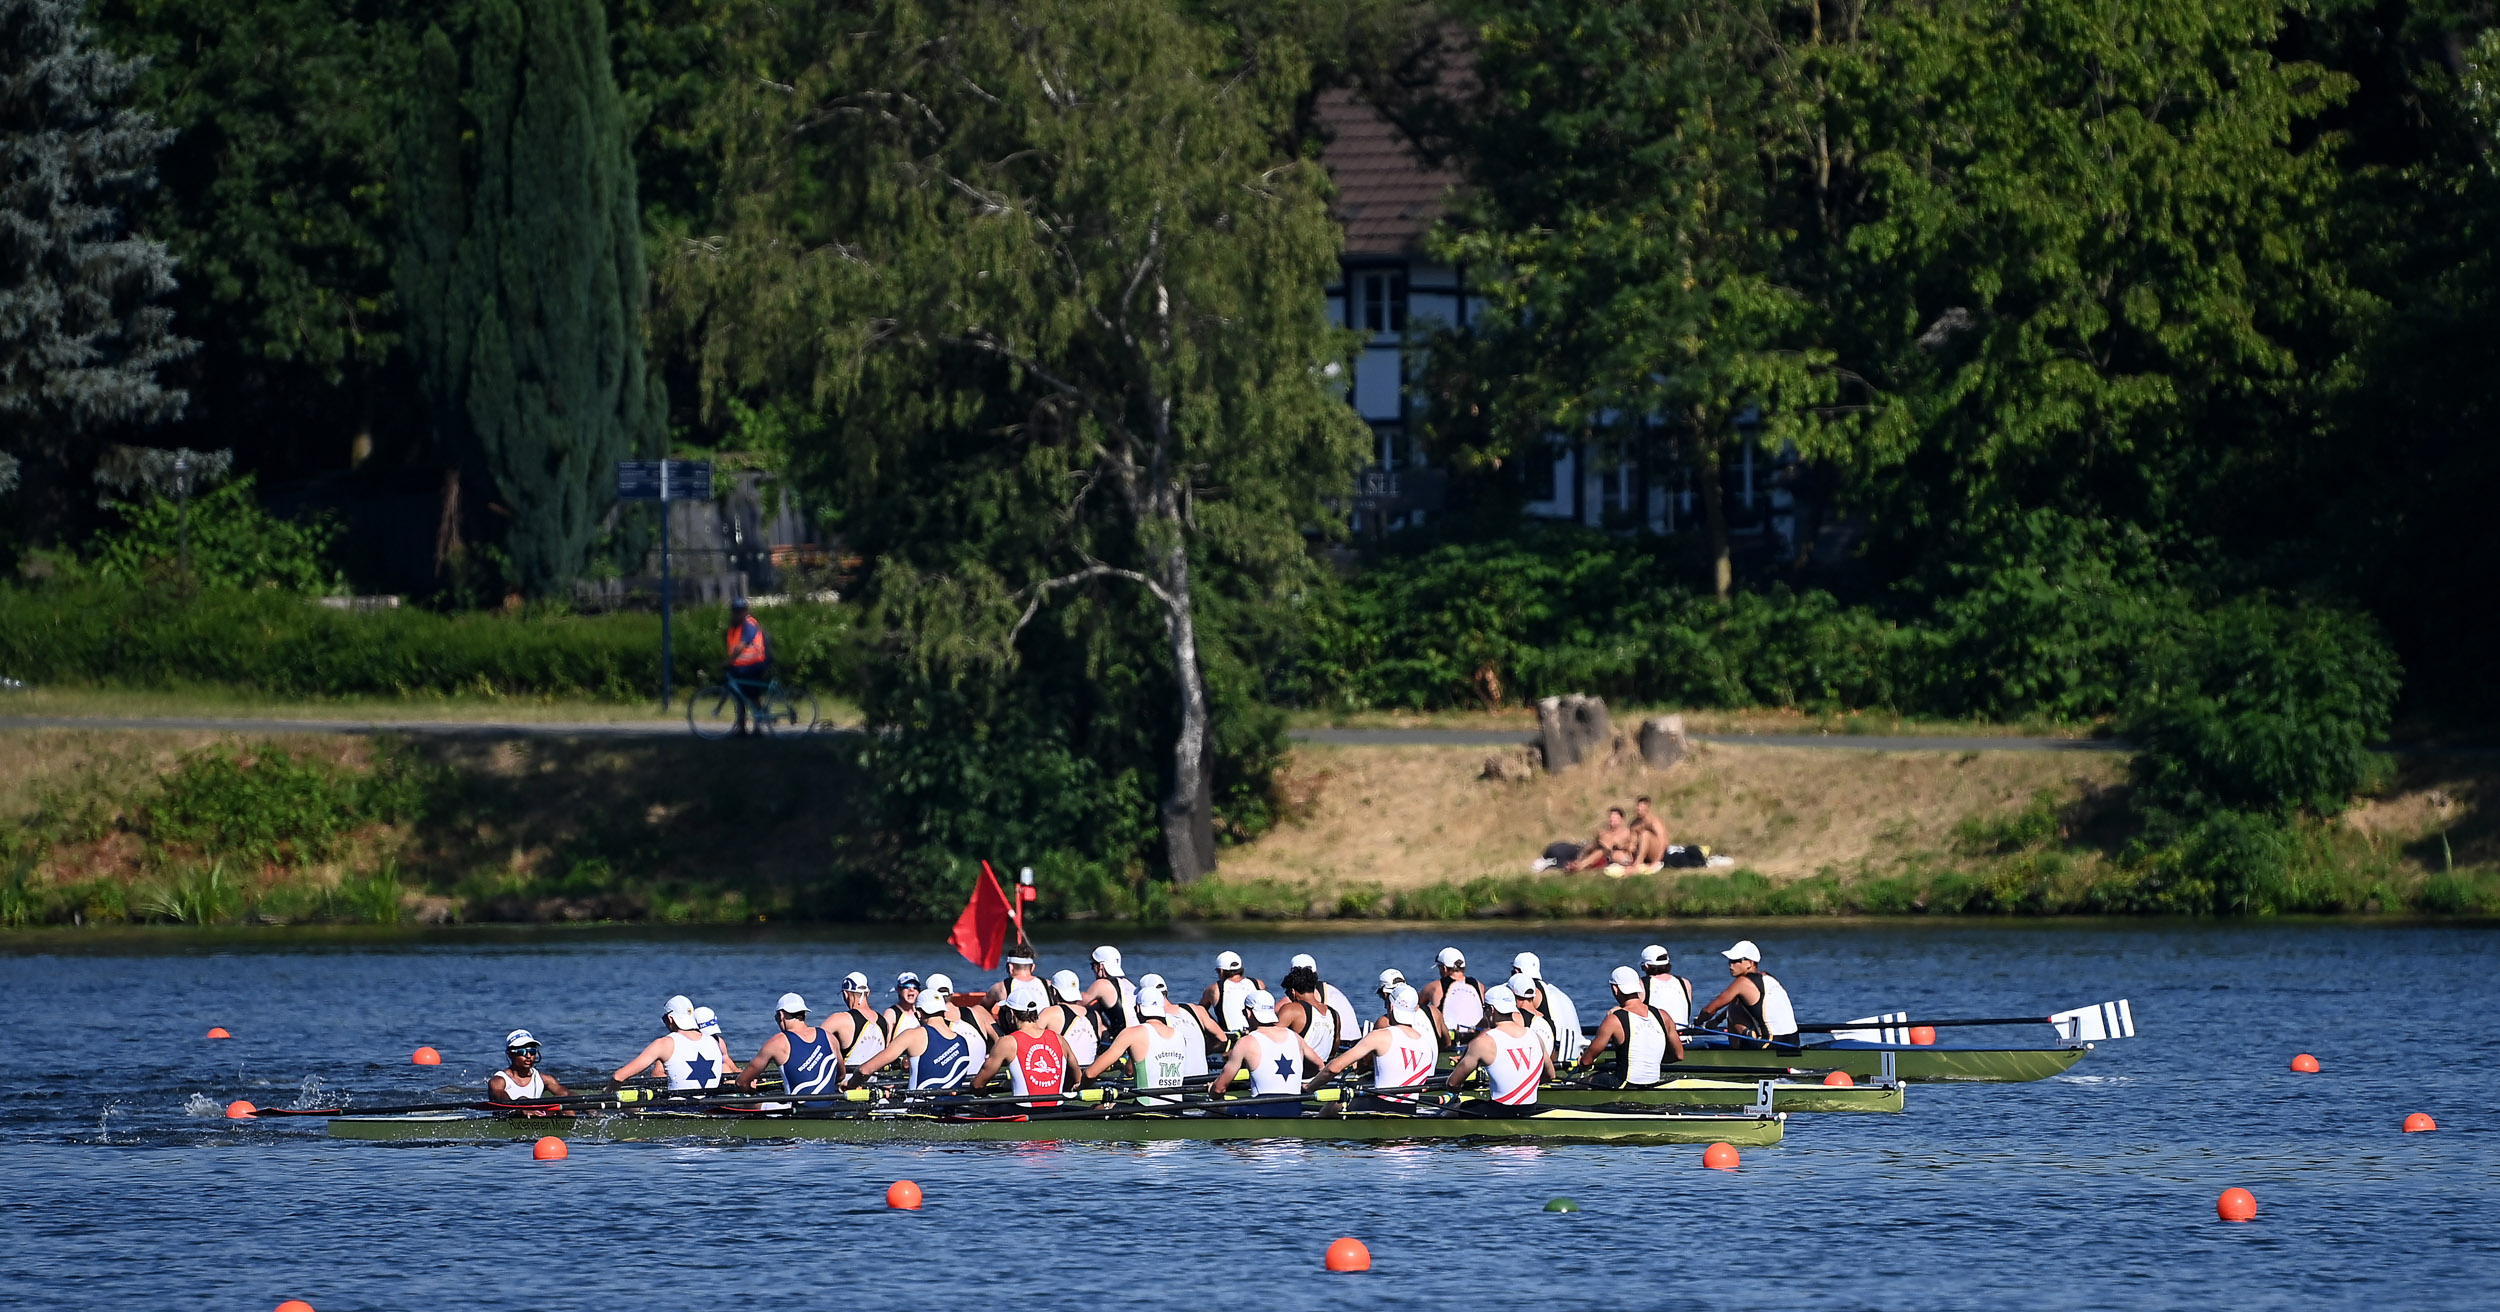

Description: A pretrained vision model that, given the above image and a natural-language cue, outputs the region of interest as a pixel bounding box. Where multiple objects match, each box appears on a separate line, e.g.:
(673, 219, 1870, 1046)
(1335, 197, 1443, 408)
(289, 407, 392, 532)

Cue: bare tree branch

(1009, 562, 1174, 642)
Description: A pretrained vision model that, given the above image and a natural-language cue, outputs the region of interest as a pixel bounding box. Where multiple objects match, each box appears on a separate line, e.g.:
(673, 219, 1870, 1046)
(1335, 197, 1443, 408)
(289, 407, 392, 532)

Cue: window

(1355, 270, 1407, 335)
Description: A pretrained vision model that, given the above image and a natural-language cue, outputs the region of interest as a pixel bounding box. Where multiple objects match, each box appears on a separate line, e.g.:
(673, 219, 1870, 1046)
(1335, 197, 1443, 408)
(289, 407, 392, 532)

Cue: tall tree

(0, 0, 193, 544)
(394, 0, 655, 595)
(676, 0, 1365, 886)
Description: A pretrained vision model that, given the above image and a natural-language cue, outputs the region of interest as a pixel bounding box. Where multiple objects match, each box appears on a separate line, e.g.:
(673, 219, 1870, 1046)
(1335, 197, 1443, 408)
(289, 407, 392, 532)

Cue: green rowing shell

(1540, 1079, 1904, 1113)
(326, 1107, 1786, 1145)
(1663, 1044, 2087, 1083)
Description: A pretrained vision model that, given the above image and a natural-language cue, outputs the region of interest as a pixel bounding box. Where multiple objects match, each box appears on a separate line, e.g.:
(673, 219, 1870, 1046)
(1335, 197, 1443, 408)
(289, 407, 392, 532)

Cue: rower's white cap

(1050, 969, 1083, 1001)
(1436, 947, 1465, 968)
(1005, 982, 1050, 1013)
(1507, 971, 1539, 998)
(666, 1002, 698, 1029)
(1377, 967, 1406, 994)
(1721, 939, 1762, 962)
(926, 972, 955, 995)
(915, 990, 949, 1015)
(693, 1006, 722, 1035)
(1216, 950, 1244, 972)
(895, 971, 923, 990)
(776, 992, 809, 1015)
(1091, 945, 1123, 969)
(1245, 989, 1279, 1024)
(1641, 944, 1671, 967)
(1139, 972, 1167, 990)
(1388, 984, 1425, 1027)
(1484, 984, 1519, 1014)
(841, 971, 869, 993)
(504, 1028, 538, 1050)
(1610, 966, 1643, 994)
(1290, 953, 1317, 971)
(665, 993, 693, 1015)
(1514, 951, 1542, 977)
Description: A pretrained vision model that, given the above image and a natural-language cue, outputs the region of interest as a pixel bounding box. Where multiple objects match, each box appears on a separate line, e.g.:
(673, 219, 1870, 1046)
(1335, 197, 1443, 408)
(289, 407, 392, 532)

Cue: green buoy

(1544, 1198, 1579, 1213)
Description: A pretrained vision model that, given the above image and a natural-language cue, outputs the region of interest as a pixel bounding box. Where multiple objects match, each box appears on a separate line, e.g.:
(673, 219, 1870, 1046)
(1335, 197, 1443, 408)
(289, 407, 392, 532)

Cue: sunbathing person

(1629, 796, 1671, 871)
(1566, 808, 1641, 872)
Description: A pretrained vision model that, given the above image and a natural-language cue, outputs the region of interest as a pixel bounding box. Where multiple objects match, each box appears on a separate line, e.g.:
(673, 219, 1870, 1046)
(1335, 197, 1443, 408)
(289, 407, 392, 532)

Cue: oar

(1797, 999, 2136, 1040)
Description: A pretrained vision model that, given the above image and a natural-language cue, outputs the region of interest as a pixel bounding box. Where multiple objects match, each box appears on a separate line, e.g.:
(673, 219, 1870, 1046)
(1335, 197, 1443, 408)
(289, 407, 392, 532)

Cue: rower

(1511, 952, 1584, 1060)
(1199, 951, 1266, 1036)
(692, 1006, 740, 1068)
(1373, 969, 1440, 1067)
(986, 949, 1042, 1008)
(1287, 953, 1362, 1051)
(1210, 990, 1320, 1118)
(880, 972, 926, 1037)
(1696, 939, 1799, 1049)
(972, 983, 1076, 1109)
(1576, 966, 1684, 1088)
(1639, 944, 1695, 1029)
(847, 989, 976, 1091)
(926, 972, 995, 1070)
(1079, 946, 1142, 1041)
(1417, 947, 1485, 1042)
(1447, 984, 1552, 1112)
(1083, 983, 1190, 1105)
(488, 1029, 571, 1104)
(1140, 972, 1217, 1077)
(1319, 984, 1436, 1109)
(1508, 971, 1559, 1067)
(736, 992, 844, 1102)
(831, 971, 887, 1068)
(1045, 969, 1100, 1067)
(610, 998, 729, 1091)
(1275, 965, 1341, 1061)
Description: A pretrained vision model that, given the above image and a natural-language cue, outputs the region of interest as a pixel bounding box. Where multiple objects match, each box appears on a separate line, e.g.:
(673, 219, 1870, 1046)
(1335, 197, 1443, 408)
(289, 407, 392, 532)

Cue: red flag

(948, 861, 1013, 972)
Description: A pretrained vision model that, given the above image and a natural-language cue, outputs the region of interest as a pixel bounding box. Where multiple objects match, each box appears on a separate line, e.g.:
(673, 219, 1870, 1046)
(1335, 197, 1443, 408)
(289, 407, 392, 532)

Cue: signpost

(616, 459, 714, 709)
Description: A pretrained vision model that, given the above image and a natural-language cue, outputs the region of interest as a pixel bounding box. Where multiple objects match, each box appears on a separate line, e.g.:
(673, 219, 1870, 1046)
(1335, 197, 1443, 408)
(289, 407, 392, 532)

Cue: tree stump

(1639, 715, 1691, 770)
(1536, 695, 1612, 773)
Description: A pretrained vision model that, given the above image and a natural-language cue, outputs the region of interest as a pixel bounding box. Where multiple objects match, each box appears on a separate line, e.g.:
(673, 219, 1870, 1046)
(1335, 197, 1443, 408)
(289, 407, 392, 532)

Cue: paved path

(1287, 727, 2127, 752)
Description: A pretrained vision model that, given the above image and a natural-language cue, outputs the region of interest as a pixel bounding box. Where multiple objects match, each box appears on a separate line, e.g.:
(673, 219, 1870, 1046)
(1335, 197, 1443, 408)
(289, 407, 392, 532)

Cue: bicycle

(685, 670, 822, 740)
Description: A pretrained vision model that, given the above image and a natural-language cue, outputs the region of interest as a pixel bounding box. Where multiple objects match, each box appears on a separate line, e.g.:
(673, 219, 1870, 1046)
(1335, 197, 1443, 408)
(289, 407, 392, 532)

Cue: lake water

(2, 920, 2492, 1310)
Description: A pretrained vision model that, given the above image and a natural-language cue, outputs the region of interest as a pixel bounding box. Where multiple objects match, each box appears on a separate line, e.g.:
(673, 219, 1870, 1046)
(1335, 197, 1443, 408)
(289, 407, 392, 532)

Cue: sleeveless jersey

(1244, 1030, 1303, 1098)
(1525, 1012, 1558, 1066)
(1373, 1023, 1436, 1103)
(1008, 1031, 1068, 1106)
(1728, 971, 1799, 1040)
(911, 1023, 975, 1090)
(491, 1068, 544, 1101)
(1217, 978, 1256, 1034)
(1320, 984, 1360, 1054)
(662, 1032, 729, 1090)
(1303, 1002, 1337, 1059)
(1176, 1009, 1211, 1077)
(777, 1023, 842, 1097)
(883, 1005, 920, 1035)
(954, 1013, 990, 1072)
(1440, 977, 1486, 1032)
(1645, 974, 1695, 1028)
(1483, 1028, 1544, 1105)
(1087, 977, 1141, 1041)
(1057, 1007, 1099, 1066)
(1535, 979, 1586, 1060)
(845, 1008, 886, 1068)
(1136, 1021, 1190, 1102)
(1609, 1006, 1669, 1085)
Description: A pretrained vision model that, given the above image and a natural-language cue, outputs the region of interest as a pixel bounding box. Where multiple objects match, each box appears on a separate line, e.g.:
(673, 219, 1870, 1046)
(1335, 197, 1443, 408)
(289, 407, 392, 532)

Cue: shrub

(90, 477, 343, 593)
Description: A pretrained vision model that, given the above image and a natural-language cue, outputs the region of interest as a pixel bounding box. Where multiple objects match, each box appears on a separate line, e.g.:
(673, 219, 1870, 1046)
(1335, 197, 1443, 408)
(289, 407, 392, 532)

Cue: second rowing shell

(327, 1107, 1787, 1145)
(1542, 1078, 1904, 1113)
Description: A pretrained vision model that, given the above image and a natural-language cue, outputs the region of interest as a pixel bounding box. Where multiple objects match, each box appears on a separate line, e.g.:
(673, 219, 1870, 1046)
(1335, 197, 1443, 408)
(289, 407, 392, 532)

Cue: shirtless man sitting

(1629, 796, 1671, 871)
(1566, 807, 1641, 872)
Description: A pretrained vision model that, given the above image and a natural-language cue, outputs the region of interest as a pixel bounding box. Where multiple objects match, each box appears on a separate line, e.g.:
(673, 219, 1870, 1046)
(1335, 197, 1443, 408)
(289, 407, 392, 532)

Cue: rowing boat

(1540, 1078, 1904, 1113)
(326, 1106, 1785, 1145)
(1665, 1040, 2088, 1083)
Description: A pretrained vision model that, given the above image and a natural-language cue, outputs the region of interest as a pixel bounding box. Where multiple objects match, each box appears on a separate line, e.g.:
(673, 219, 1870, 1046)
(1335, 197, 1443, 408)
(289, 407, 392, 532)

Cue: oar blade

(2047, 1000, 2135, 1042)
(1830, 1011, 1912, 1044)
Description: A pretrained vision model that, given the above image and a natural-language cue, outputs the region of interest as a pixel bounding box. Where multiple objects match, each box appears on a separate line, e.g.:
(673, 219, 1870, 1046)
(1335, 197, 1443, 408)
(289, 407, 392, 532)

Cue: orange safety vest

(726, 616, 769, 667)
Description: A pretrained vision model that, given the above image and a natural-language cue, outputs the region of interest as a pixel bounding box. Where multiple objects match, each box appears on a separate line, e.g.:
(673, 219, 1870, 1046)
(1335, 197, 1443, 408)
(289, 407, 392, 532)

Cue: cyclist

(723, 596, 772, 735)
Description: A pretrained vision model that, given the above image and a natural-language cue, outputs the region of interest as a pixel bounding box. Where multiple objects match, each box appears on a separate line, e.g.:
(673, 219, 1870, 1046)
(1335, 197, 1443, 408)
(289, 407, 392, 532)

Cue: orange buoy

(532, 1136, 568, 1160)
(886, 1180, 923, 1210)
(2217, 1187, 2256, 1222)
(1908, 1025, 1936, 1046)
(1822, 1070, 1854, 1087)
(1323, 1237, 1371, 1272)
(226, 1100, 257, 1119)
(2289, 1053, 2321, 1073)
(411, 1046, 443, 1066)
(2403, 1112, 2437, 1133)
(206, 1027, 231, 1039)
(1703, 1141, 1740, 1171)
(275, 1301, 316, 1312)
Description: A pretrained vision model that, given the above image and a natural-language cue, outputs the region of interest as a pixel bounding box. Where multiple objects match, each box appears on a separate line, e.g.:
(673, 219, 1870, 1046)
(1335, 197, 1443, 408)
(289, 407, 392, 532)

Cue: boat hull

(1542, 1079, 1903, 1113)
(326, 1107, 1785, 1145)
(1666, 1042, 2088, 1083)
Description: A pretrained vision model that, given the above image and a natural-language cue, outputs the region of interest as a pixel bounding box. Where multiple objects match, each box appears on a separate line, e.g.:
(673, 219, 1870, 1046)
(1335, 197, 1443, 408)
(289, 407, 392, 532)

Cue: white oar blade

(2047, 1000, 2136, 1042)
(1831, 1011, 1912, 1044)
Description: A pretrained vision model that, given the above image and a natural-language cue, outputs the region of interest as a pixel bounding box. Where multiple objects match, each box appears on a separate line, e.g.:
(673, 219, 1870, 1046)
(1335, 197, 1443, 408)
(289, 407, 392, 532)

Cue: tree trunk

(1153, 535, 1217, 884)
(1696, 422, 1732, 601)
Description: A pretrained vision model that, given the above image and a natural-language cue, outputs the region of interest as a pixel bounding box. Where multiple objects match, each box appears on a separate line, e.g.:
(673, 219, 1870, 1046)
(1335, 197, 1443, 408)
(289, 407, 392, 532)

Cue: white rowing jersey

(1136, 1020, 1189, 1106)
(1321, 984, 1360, 1050)
(1373, 1023, 1435, 1103)
(1060, 1009, 1099, 1066)
(1525, 1013, 1558, 1066)
(1758, 972, 1798, 1037)
(1616, 1006, 1668, 1085)
(845, 1009, 887, 1068)
(1535, 979, 1586, 1060)
(1645, 974, 1695, 1028)
(954, 1014, 990, 1072)
(1176, 1009, 1211, 1077)
(662, 1032, 728, 1090)
(1441, 978, 1486, 1032)
(1244, 1030, 1303, 1098)
(1304, 1002, 1337, 1059)
(1217, 978, 1257, 1034)
(1483, 1027, 1544, 1106)
(491, 1068, 544, 1100)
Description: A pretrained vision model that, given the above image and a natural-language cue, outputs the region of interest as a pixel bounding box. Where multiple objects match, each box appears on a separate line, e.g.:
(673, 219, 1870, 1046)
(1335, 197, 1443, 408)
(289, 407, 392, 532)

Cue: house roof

(1314, 88, 1459, 259)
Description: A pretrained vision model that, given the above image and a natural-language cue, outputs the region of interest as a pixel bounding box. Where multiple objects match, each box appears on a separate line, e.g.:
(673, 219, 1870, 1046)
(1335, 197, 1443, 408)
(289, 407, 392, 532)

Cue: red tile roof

(1315, 88, 1459, 258)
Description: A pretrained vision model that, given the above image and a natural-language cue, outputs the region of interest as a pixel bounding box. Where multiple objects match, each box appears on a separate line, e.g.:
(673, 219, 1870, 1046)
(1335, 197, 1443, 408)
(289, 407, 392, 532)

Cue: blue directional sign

(616, 459, 713, 502)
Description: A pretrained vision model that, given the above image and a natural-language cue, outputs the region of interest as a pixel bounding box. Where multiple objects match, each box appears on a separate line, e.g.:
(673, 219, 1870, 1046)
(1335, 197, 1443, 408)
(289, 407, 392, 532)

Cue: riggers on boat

(1664, 1040, 2089, 1083)
(1541, 1076, 1905, 1114)
(326, 1105, 1786, 1145)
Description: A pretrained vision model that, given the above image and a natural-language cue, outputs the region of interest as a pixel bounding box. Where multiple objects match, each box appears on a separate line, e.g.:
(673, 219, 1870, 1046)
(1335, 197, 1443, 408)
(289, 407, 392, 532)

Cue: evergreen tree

(0, 0, 193, 543)
(394, 0, 654, 595)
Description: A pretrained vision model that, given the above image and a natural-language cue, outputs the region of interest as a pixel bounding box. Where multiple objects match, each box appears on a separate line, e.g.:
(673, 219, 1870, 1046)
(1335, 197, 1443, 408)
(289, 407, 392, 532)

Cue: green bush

(145, 744, 432, 865)
(91, 477, 344, 593)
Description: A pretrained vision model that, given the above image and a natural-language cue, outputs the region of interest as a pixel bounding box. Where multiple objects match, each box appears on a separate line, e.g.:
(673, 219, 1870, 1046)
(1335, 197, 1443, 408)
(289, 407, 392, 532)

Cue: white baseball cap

(1005, 982, 1050, 1013)
(841, 971, 870, 993)
(1050, 969, 1084, 1001)
(1245, 989, 1279, 1024)
(693, 1006, 722, 1035)
(1377, 967, 1406, 994)
(915, 990, 949, 1015)
(665, 994, 693, 1015)
(1507, 971, 1539, 998)
(504, 1029, 538, 1050)
(666, 1002, 698, 1030)
(1721, 940, 1762, 962)
(1641, 944, 1671, 967)
(1139, 972, 1167, 991)
(1436, 947, 1466, 968)
(1514, 951, 1542, 977)
(776, 992, 809, 1015)
(895, 972, 923, 991)
(1091, 945, 1123, 969)
(1290, 953, 1318, 971)
(1610, 966, 1643, 994)
(1388, 984, 1425, 1027)
(1138, 984, 1170, 1018)
(1484, 984, 1519, 1014)
(1216, 950, 1244, 972)
(926, 973, 955, 995)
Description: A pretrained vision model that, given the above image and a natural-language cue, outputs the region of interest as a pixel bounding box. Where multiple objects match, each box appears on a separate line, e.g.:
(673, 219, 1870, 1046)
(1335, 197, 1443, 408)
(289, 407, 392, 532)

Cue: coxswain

(488, 1029, 571, 1106)
(1043, 969, 1100, 1067)
(879, 972, 926, 1037)
(1079, 946, 1142, 1040)
(1318, 984, 1436, 1109)
(1083, 983, 1191, 1105)
(1576, 967, 1684, 1087)
(736, 992, 844, 1103)
(610, 998, 729, 1091)
(1140, 972, 1217, 1077)
(1275, 965, 1342, 1061)
(1418, 947, 1486, 1041)
(1638, 944, 1695, 1030)
(1511, 952, 1584, 1060)
(986, 949, 1042, 1008)
(1200, 950, 1267, 1036)
(830, 971, 886, 1068)
(972, 983, 1076, 1110)
(1696, 939, 1799, 1048)
(847, 989, 976, 1091)
(1447, 984, 1552, 1112)
(1508, 972, 1559, 1066)
(723, 597, 773, 736)
(1210, 990, 1320, 1118)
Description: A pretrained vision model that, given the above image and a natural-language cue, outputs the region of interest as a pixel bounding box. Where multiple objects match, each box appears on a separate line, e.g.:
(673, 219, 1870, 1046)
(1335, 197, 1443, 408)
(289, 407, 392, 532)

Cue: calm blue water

(2, 921, 2492, 1310)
